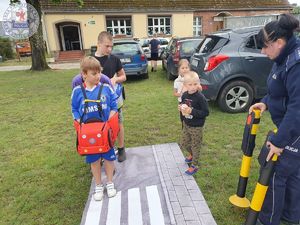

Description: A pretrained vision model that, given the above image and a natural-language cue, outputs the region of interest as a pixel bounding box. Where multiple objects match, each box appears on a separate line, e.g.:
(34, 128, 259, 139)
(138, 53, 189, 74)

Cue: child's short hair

(98, 31, 113, 43)
(178, 58, 190, 68)
(80, 56, 102, 74)
(184, 71, 200, 83)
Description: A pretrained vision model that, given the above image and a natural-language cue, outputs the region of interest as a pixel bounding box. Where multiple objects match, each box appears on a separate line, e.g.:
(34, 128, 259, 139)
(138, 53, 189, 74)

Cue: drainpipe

(41, 12, 50, 56)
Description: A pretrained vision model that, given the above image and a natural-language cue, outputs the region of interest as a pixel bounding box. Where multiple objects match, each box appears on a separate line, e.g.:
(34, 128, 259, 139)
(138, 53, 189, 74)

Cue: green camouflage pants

(180, 122, 203, 166)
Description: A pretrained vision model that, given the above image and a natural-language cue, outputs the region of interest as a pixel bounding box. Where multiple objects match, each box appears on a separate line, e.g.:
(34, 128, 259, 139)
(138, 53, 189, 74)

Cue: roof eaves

(42, 9, 197, 14)
(195, 6, 292, 12)
(43, 6, 292, 14)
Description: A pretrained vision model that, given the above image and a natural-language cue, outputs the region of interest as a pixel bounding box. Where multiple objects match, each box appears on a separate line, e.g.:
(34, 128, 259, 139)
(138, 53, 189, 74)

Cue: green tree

(10, 0, 83, 71)
(292, 6, 300, 14)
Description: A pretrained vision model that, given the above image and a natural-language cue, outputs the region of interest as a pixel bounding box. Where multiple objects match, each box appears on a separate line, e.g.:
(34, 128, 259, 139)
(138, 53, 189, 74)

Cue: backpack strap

(79, 83, 104, 123)
(96, 84, 104, 118)
(80, 84, 88, 123)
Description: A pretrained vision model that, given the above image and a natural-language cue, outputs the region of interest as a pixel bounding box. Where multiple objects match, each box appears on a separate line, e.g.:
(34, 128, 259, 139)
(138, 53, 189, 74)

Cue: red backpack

(73, 84, 119, 155)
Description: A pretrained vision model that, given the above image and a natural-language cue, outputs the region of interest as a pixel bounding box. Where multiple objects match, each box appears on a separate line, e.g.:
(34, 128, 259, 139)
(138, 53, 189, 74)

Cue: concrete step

(56, 50, 84, 62)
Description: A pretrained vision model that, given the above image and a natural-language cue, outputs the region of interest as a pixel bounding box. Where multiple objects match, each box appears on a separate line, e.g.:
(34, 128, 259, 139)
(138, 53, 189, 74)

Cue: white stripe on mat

(128, 188, 143, 225)
(146, 185, 165, 225)
(106, 191, 122, 225)
(83, 197, 103, 225)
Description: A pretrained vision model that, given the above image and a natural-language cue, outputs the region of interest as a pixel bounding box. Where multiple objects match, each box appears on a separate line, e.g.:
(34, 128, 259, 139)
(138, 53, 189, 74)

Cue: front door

(59, 24, 82, 51)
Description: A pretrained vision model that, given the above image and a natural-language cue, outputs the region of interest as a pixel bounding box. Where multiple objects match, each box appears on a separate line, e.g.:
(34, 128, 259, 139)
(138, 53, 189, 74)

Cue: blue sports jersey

(71, 83, 118, 122)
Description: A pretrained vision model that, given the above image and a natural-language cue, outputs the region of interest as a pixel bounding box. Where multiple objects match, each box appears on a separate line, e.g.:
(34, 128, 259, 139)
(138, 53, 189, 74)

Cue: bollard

(244, 130, 278, 225)
(229, 109, 261, 208)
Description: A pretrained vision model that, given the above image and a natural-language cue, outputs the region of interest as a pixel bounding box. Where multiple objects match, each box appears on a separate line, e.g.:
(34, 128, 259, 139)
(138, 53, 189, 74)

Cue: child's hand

(178, 104, 182, 111)
(198, 84, 202, 92)
(180, 104, 191, 116)
(73, 120, 80, 130)
(174, 89, 181, 97)
(111, 75, 118, 86)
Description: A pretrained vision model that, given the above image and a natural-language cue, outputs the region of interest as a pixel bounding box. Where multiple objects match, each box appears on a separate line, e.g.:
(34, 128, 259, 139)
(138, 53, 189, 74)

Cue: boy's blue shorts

(85, 148, 116, 164)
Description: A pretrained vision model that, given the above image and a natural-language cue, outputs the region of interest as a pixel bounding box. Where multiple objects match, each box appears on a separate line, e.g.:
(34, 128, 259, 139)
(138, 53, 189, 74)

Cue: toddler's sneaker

(185, 165, 198, 175)
(106, 182, 117, 198)
(93, 184, 104, 201)
(185, 154, 193, 163)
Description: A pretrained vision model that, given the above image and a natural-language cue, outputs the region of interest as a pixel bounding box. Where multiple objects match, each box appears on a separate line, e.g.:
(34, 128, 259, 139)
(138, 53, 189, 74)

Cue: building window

(148, 16, 171, 36)
(193, 16, 202, 36)
(106, 17, 132, 37)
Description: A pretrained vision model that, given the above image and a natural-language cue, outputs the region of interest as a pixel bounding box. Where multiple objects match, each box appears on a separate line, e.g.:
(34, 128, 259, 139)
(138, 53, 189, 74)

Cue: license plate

(191, 59, 198, 67)
(120, 58, 131, 63)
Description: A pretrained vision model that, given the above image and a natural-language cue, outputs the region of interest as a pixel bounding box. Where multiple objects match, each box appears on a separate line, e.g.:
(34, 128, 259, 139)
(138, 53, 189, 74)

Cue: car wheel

(142, 72, 149, 79)
(218, 80, 253, 113)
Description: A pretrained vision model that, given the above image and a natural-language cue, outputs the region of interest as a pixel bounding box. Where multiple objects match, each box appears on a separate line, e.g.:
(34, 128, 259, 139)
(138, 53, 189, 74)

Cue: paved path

(0, 62, 80, 71)
(0, 60, 162, 71)
(80, 143, 217, 225)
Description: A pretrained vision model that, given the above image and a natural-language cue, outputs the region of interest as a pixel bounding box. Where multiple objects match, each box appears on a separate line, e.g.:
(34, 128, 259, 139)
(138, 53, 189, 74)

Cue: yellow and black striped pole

(244, 130, 278, 225)
(229, 109, 261, 208)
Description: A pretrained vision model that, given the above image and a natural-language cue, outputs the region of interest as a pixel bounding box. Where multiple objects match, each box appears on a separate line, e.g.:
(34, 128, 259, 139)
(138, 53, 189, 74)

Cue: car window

(243, 34, 262, 53)
(139, 39, 150, 48)
(198, 36, 228, 53)
(180, 40, 201, 55)
(113, 43, 140, 54)
(170, 40, 177, 54)
(159, 38, 169, 45)
(167, 39, 173, 48)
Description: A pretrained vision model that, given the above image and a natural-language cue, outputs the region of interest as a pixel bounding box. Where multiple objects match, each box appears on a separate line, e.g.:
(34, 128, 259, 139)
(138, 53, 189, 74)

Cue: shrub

(0, 37, 14, 60)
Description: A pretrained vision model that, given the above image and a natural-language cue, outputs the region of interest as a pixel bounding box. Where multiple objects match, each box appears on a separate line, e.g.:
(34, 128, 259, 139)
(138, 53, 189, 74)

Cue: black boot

(117, 147, 126, 162)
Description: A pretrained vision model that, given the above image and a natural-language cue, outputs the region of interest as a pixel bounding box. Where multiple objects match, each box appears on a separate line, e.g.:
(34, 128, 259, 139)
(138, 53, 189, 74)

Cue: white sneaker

(106, 182, 117, 198)
(93, 184, 104, 201)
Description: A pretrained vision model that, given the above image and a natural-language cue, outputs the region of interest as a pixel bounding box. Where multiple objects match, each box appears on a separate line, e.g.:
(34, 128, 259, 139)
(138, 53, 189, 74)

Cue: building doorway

(56, 22, 83, 51)
(213, 11, 233, 31)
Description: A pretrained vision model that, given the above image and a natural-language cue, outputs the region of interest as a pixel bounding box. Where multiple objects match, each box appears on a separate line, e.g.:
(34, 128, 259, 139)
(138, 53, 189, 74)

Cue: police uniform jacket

(261, 36, 300, 157)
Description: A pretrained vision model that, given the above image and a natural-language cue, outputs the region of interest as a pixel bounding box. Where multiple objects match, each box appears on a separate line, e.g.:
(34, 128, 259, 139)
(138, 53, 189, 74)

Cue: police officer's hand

(266, 141, 284, 161)
(249, 102, 267, 115)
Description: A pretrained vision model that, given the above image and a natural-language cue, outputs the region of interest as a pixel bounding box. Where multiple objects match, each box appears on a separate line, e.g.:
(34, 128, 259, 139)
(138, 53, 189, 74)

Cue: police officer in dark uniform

(249, 14, 300, 225)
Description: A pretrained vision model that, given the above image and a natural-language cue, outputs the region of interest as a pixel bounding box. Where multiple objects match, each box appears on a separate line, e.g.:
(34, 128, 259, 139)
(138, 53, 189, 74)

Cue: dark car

(161, 37, 203, 80)
(112, 40, 148, 79)
(190, 26, 273, 113)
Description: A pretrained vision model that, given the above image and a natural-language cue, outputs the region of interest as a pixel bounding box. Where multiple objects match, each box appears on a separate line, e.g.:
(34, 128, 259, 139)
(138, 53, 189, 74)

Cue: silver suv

(190, 26, 273, 113)
(139, 37, 170, 59)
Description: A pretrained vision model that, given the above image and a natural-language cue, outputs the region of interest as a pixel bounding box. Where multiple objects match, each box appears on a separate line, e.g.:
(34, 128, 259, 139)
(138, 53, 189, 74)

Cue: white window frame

(193, 16, 202, 37)
(106, 17, 132, 37)
(148, 16, 171, 36)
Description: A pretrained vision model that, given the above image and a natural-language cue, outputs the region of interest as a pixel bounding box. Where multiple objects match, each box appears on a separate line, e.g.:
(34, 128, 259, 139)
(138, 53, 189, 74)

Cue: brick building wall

(195, 9, 290, 35)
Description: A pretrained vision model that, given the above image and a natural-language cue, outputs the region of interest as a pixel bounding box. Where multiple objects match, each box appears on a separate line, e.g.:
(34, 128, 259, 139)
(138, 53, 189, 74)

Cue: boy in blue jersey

(71, 56, 118, 201)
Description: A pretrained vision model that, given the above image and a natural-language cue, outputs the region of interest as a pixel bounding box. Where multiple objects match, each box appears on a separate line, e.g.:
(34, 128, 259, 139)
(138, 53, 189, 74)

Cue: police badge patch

(2, 3, 39, 39)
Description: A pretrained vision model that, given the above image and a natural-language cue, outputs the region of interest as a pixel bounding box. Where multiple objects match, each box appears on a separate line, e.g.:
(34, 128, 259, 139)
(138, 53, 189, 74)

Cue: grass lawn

(0, 57, 32, 67)
(0, 66, 274, 225)
(0, 57, 54, 67)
